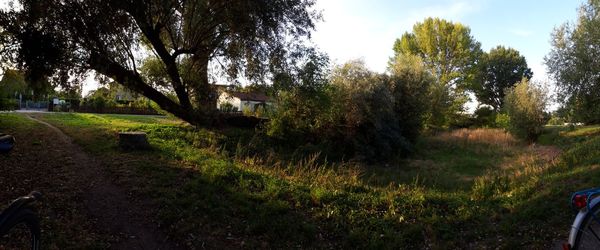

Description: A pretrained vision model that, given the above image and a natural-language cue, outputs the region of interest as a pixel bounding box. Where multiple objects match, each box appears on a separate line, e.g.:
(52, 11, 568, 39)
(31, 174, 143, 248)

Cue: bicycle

(563, 188, 600, 249)
(0, 191, 42, 250)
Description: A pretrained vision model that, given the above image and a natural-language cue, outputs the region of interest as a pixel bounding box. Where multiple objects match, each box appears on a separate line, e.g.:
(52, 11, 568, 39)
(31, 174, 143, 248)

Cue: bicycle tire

(0, 208, 41, 250)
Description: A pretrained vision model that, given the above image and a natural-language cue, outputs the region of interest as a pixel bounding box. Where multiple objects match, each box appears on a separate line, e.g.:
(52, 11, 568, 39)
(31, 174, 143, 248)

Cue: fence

(74, 106, 160, 115)
(22, 101, 49, 110)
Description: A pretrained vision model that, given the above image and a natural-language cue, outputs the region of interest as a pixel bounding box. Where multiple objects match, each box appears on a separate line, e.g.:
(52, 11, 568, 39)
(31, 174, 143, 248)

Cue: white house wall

(217, 92, 273, 112)
(217, 93, 242, 111)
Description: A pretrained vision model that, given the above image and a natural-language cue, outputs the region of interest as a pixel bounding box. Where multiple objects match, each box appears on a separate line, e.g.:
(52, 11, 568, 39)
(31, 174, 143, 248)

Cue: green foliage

(328, 60, 408, 159)
(393, 17, 482, 128)
(0, 98, 18, 111)
(393, 18, 482, 87)
(219, 102, 236, 112)
(0, 0, 320, 125)
(82, 87, 115, 110)
(81, 83, 157, 111)
(267, 58, 432, 161)
(387, 55, 433, 142)
(266, 50, 332, 141)
(546, 0, 600, 123)
(0, 69, 27, 98)
(139, 57, 170, 89)
(473, 46, 533, 111)
(503, 79, 548, 141)
(547, 115, 566, 126)
(495, 113, 510, 130)
(473, 106, 497, 127)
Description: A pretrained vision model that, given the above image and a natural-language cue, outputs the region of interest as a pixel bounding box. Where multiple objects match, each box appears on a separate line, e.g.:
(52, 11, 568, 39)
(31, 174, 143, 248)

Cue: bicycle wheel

(0, 208, 40, 250)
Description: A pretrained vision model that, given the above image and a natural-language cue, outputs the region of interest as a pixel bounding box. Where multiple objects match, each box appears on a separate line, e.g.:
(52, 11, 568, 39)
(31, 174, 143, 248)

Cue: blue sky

(312, 0, 583, 82)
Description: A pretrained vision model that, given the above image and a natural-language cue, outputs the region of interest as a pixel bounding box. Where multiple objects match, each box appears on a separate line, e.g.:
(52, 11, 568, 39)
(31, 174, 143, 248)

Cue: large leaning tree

(0, 0, 319, 125)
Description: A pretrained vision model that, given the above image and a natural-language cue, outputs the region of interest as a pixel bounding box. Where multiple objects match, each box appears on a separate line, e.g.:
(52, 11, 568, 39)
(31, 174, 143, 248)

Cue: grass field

(3, 112, 600, 248)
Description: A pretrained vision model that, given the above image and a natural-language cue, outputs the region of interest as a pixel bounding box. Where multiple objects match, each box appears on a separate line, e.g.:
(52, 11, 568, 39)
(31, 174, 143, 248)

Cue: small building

(217, 91, 272, 113)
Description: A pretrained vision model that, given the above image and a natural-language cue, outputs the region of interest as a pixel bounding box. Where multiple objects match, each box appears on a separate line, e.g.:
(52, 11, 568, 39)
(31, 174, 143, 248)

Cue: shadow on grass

(363, 138, 519, 192)
(32, 112, 599, 249)
(120, 137, 435, 248)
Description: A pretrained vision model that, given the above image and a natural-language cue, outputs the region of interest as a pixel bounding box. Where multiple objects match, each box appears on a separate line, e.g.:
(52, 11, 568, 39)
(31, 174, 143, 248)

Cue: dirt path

(25, 115, 179, 250)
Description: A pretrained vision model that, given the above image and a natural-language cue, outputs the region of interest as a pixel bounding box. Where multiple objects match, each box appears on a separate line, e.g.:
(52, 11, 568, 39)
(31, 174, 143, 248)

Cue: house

(217, 91, 272, 113)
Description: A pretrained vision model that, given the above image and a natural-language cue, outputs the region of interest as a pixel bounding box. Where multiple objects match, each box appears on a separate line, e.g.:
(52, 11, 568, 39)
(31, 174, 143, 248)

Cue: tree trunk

(118, 132, 150, 150)
(89, 54, 213, 126)
(193, 54, 218, 114)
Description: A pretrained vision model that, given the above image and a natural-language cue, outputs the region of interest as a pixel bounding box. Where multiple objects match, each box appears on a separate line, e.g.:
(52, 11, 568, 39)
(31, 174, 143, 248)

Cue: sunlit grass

(0, 113, 36, 131)
(24, 112, 600, 248)
(431, 128, 519, 150)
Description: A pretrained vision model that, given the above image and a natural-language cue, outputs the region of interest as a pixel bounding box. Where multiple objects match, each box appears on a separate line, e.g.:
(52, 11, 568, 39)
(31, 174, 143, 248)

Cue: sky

(312, 0, 583, 82)
(0, 0, 585, 100)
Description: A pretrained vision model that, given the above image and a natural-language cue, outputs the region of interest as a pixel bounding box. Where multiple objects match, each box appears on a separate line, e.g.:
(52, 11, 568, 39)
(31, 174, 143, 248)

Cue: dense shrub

(495, 113, 510, 130)
(473, 106, 497, 127)
(0, 98, 18, 111)
(265, 58, 433, 161)
(327, 60, 407, 159)
(547, 115, 565, 126)
(266, 51, 332, 144)
(503, 79, 548, 141)
(219, 102, 236, 113)
(387, 55, 433, 142)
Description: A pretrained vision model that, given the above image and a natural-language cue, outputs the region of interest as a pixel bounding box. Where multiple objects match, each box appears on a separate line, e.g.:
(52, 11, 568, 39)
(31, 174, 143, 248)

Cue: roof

(226, 91, 271, 102)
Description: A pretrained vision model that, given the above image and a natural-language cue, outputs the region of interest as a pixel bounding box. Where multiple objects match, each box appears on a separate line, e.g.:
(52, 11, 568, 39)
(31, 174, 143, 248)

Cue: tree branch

(125, 3, 193, 110)
(88, 52, 205, 125)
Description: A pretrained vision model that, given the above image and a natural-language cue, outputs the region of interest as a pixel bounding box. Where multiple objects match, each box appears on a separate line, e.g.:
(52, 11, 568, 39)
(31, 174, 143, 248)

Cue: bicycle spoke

(589, 226, 600, 242)
(578, 218, 600, 249)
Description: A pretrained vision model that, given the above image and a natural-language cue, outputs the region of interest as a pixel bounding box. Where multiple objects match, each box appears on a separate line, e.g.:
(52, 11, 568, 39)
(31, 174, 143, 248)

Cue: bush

(503, 79, 548, 141)
(495, 113, 510, 130)
(547, 115, 565, 126)
(388, 55, 434, 142)
(219, 102, 236, 113)
(266, 50, 332, 143)
(328, 60, 407, 160)
(0, 98, 18, 111)
(473, 106, 497, 127)
(265, 58, 432, 161)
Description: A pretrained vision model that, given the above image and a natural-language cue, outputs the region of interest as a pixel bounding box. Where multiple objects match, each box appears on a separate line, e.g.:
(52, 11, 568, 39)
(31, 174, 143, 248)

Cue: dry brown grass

(238, 153, 364, 189)
(431, 128, 520, 150)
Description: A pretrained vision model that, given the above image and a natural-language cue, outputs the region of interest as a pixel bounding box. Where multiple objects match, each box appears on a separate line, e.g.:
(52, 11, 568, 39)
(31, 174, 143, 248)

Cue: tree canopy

(393, 17, 482, 89)
(393, 17, 482, 128)
(0, 69, 27, 98)
(474, 46, 532, 111)
(0, 0, 319, 125)
(546, 0, 600, 123)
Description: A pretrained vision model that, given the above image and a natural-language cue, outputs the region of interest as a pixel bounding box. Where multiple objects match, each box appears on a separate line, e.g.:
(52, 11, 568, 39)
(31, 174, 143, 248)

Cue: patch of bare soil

(24, 115, 181, 249)
(1, 114, 181, 249)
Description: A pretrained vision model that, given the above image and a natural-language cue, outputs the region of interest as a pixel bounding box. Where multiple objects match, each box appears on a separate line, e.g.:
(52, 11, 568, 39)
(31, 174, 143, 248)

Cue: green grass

(0, 113, 37, 132)
(365, 128, 521, 191)
(24, 113, 600, 248)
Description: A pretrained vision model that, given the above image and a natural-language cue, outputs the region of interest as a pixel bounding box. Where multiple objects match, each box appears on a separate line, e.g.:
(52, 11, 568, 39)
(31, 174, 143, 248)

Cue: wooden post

(118, 132, 150, 150)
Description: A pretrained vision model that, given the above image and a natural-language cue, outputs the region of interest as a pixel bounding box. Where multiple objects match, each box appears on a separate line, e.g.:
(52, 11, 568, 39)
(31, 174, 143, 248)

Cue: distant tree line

(0, 0, 559, 161)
